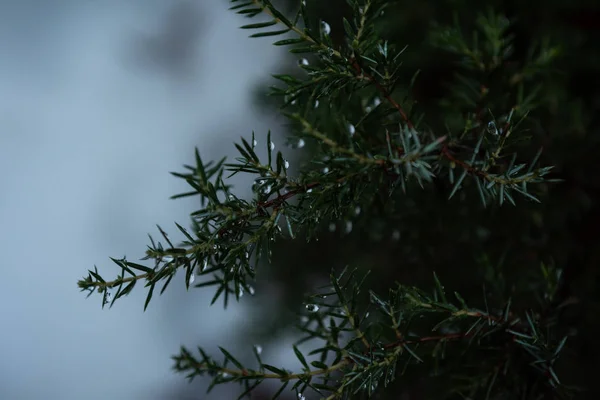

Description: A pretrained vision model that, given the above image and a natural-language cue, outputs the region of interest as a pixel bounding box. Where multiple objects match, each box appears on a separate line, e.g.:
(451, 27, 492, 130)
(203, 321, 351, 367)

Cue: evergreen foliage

(78, 0, 600, 398)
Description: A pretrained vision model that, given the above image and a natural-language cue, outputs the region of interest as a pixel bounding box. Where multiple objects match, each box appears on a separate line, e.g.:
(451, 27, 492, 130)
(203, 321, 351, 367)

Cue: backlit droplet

(306, 304, 320, 312)
(297, 138, 305, 148)
(298, 58, 309, 66)
(329, 222, 336, 232)
(373, 97, 381, 106)
(348, 123, 356, 136)
(298, 393, 306, 400)
(238, 287, 244, 297)
(255, 344, 262, 355)
(220, 372, 230, 378)
(284, 160, 290, 169)
(487, 121, 498, 135)
(269, 141, 275, 151)
(322, 167, 329, 173)
(262, 185, 272, 194)
(248, 286, 255, 295)
(307, 188, 313, 193)
(189, 273, 195, 284)
(202, 258, 208, 271)
(321, 21, 331, 35)
(314, 99, 319, 108)
(163, 255, 174, 263)
(253, 139, 258, 147)
(345, 220, 353, 233)
(354, 206, 361, 215)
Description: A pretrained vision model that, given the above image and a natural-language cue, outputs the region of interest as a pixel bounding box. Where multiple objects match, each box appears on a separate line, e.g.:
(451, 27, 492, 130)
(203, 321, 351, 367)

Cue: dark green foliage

(78, 0, 600, 398)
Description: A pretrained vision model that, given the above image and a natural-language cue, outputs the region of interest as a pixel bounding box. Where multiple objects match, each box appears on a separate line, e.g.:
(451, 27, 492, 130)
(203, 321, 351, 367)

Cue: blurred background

(2, 0, 600, 399)
(0, 1, 296, 399)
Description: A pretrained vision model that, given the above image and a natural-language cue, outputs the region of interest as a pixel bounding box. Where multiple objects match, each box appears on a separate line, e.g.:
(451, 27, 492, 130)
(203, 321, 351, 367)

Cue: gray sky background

(0, 1, 302, 399)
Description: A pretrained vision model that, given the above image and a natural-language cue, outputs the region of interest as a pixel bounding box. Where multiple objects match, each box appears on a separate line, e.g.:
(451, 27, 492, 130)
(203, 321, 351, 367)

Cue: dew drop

(284, 160, 290, 169)
(314, 99, 319, 108)
(321, 21, 331, 35)
(354, 206, 361, 215)
(298, 393, 306, 400)
(262, 185, 272, 195)
(269, 141, 275, 151)
(373, 97, 381, 106)
(347, 123, 356, 136)
(163, 255, 174, 263)
(189, 273, 195, 284)
(322, 167, 329, 173)
(104, 291, 112, 305)
(254, 344, 263, 355)
(487, 121, 498, 135)
(220, 372, 231, 378)
(298, 58, 309, 66)
(306, 188, 313, 193)
(202, 258, 208, 271)
(305, 304, 320, 313)
(298, 138, 305, 148)
(253, 139, 258, 147)
(238, 287, 244, 298)
(328, 222, 336, 232)
(248, 286, 255, 295)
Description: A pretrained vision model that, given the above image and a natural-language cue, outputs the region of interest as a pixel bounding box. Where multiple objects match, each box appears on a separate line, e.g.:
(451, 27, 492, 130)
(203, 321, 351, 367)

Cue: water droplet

(104, 291, 112, 305)
(322, 167, 329, 173)
(298, 58, 309, 66)
(301, 0, 306, 6)
(269, 141, 275, 151)
(305, 304, 320, 313)
(262, 185, 272, 195)
(253, 139, 258, 147)
(365, 106, 372, 113)
(248, 286, 255, 295)
(254, 344, 262, 355)
(306, 188, 313, 193)
(238, 287, 244, 298)
(345, 220, 353, 233)
(359, 7, 364, 14)
(245, 251, 249, 259)
(202, 258, 208, 271)
(298, 138, 305, 148)
(392, 230, 401, 241)
(284, 160, 290, 169)
(213, 244, 218, 250)
(163, 255, 174, 263)
(487, 121, 498, 135)
(321, 21, 331, 35)
(347, 123, 356, 136)
(298, 393, 306, 400)
(228, 194, 235, 201)
(329, 222, 336, 232)
(373, 97, 381, 106)
(314, 99, 319, 108)
(354, 206, 361, 215)
(189, 273, 195, 284)
(300, 316, 309, 323)
(220, 372, 231, 378)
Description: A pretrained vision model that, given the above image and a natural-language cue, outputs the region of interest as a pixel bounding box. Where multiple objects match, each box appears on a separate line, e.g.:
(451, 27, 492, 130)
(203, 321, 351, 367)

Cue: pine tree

(78, 1, 600, 398)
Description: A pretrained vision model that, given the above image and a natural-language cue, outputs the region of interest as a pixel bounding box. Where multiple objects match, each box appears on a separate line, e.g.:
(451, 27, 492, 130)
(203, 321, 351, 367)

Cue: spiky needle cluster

(77, 1, 572, 399)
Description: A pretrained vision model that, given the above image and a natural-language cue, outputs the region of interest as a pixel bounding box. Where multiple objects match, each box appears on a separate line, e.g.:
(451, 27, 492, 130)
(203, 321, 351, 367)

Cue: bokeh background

(0, 1, 297, 399)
